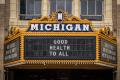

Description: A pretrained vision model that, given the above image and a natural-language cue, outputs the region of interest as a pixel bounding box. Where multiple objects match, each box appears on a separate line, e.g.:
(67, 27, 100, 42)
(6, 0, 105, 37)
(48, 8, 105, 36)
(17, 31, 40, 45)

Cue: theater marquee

(4, 12, 117, 69)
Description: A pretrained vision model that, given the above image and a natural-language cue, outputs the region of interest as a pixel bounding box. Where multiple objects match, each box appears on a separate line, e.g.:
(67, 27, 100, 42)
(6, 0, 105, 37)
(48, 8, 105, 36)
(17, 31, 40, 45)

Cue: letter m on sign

(30, 24, 39, 31)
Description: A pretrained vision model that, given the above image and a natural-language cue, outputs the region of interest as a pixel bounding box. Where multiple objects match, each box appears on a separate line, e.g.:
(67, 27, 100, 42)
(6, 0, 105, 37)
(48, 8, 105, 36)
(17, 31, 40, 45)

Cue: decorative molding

(30, 12, 91, 23)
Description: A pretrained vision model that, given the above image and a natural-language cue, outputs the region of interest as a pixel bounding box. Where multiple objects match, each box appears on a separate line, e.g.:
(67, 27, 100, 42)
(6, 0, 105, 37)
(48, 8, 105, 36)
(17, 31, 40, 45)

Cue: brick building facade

(0, 0, 120, 80)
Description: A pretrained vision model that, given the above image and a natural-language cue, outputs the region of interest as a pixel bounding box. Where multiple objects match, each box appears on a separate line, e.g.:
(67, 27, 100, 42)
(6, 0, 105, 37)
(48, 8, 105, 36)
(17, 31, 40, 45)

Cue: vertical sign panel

(4, 38, 20, 63)
(101, 39, 117, 64)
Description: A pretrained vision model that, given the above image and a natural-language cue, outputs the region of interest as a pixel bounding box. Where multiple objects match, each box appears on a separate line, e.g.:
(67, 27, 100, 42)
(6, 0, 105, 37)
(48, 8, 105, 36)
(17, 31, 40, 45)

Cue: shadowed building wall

(0, 0, 10, 80)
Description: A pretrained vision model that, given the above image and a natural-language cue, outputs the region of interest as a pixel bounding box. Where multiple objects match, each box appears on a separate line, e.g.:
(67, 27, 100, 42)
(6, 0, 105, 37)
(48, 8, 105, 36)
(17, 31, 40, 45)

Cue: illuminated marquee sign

(25, 12, 95, 60)
(101, 39, 117, 64)
(28, 24, 93, 32)
(4, 38, 20, 62)
(27, 11, 93, 32)
(24, 36, 96, 60)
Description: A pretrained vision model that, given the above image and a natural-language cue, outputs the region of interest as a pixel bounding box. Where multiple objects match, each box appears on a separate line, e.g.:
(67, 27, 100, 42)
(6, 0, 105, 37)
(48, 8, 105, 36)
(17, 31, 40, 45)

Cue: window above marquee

(20, 0, 41, 20)
(50, 0, 72, 15)
(80, 0, 103, 21)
